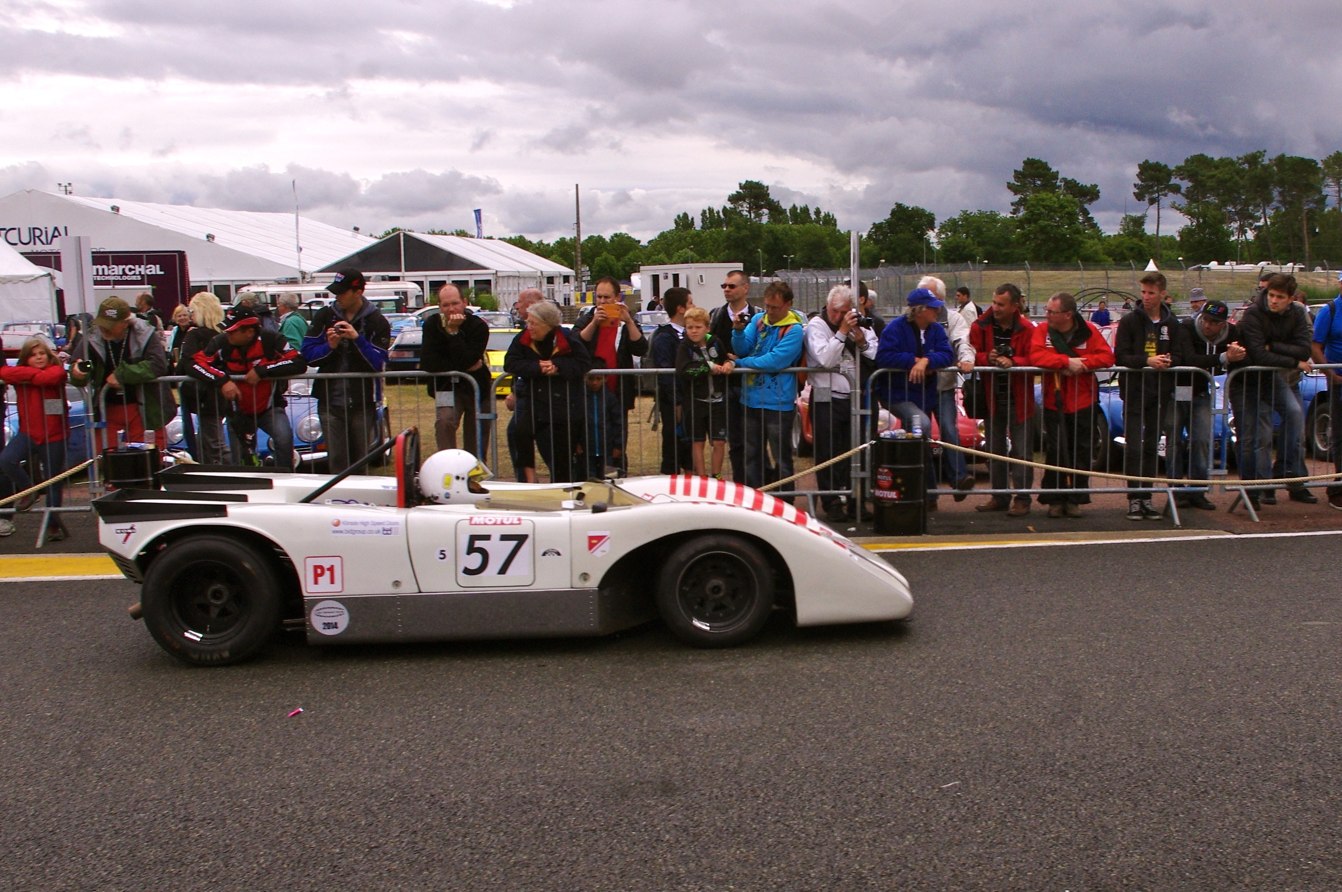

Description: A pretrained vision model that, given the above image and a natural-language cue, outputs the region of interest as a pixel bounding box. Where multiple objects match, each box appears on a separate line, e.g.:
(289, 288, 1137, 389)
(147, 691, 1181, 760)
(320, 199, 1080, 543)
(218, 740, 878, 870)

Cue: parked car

(2, 321, 67, 360)
(387, 307, 511, 372)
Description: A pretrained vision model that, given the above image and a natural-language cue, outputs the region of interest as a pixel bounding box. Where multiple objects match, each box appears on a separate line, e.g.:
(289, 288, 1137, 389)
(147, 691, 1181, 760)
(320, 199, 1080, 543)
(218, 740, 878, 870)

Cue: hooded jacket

(71, 316, 175, 429)
(1178, 313, 1241, 397)
(731, 309, 806, 411)
(1114, 302, 1186, 401)
(300, 298, 391, 409)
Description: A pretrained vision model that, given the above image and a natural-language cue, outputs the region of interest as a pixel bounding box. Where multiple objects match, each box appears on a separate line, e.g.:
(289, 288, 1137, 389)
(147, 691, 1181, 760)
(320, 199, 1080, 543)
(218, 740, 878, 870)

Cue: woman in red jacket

(0, 338, 70, 540)
(1028, 292, 1115, 518)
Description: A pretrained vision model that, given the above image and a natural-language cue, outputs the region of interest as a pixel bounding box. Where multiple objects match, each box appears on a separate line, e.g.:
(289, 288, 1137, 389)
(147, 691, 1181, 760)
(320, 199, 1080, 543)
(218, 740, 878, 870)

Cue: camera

(858, 316, 874, 329)
(997, 345, 1013, 358)
(737, 311, 751, 323)
(73, 358, 92, 375)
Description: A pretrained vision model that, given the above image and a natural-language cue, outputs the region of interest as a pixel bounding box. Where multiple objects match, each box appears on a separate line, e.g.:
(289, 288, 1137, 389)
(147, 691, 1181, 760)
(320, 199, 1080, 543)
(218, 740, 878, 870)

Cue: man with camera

(969, 284, 1037, 515)
(805, 284, 876, 521)
(575, 276, 647, 475)
(300, 268, 391, 472)
(70, 296, 175, 452)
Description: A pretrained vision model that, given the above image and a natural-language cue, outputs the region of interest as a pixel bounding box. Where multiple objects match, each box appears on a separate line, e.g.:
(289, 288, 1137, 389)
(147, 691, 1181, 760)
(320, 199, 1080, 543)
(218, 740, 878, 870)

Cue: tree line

(419, 153, 1342, 281)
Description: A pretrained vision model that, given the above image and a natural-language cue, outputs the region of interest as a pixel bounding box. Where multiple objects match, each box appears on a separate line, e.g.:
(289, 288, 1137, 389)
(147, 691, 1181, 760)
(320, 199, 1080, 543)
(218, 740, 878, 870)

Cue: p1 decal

(310, 600, 350, 636)
(305, 556, 344, 594)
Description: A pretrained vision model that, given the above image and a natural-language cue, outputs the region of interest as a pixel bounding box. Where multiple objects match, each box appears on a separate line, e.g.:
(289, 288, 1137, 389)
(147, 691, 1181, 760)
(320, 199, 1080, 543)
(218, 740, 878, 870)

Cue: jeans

(984, 409, 1034, 499)
(0, 433, 66, 507)
(320, 403, 379, 473)
(742, 407, 794, 492)
(1122, 386, 1170, 500)
(1330, 384, 1342, 498)
(936, 387, 968, 483)
(884, 400, 937, 497)
(1166, 394, 1213, 489)
(1237, 373, 1302, 485)
(230, 406, 295, 471)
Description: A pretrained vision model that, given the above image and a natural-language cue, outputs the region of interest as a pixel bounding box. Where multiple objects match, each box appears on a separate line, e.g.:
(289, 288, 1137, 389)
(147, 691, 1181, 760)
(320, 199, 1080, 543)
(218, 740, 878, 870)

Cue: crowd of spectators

(9, 266, 1342, 540)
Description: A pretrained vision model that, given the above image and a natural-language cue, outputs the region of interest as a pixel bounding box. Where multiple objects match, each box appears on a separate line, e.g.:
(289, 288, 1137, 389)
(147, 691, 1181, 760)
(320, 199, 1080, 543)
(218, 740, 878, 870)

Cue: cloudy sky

(1, 0, 1338, 243)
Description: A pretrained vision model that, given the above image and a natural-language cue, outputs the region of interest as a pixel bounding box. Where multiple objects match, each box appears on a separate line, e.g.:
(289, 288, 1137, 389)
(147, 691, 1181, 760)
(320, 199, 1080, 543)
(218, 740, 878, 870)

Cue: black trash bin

(102, 446, 161, 490)
(872, 431, 926, 535)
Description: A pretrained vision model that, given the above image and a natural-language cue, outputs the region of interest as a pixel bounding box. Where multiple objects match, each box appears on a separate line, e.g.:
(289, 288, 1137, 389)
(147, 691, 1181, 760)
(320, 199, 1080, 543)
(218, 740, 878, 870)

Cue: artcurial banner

(23, 249, 191, 318)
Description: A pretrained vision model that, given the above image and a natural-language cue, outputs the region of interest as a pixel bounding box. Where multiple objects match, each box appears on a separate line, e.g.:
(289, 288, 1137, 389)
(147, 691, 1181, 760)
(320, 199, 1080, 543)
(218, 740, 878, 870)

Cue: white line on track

(860, 528, 1342, 554)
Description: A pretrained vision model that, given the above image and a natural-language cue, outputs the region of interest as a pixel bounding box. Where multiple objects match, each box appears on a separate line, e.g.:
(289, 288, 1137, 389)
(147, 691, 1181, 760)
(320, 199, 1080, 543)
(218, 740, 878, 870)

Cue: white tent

(0, 240, 56, 322)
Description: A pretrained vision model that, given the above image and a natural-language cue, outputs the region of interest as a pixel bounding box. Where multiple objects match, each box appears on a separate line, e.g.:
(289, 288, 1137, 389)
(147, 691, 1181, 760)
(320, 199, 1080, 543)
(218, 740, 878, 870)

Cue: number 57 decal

(453, 521, 536, 586)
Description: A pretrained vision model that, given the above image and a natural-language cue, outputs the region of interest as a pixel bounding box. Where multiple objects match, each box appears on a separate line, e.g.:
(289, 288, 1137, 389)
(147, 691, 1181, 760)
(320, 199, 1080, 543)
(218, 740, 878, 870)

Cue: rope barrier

(0, 457, 97, 509)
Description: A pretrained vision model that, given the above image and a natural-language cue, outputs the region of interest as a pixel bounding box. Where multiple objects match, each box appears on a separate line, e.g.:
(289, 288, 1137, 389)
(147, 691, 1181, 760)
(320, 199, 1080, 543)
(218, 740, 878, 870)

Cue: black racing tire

(141, 536, 284, 666)
(656, 535, 776, 647)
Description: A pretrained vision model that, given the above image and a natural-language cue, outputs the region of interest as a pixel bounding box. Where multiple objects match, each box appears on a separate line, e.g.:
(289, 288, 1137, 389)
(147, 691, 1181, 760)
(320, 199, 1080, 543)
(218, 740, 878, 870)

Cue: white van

(237, 280, 424, 312)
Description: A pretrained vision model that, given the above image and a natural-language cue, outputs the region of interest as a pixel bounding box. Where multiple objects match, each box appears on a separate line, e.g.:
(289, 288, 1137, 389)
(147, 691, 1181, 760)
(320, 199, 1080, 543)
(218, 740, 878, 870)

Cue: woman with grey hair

(502, 300, 593, 482)
(276, 292, 307, 350)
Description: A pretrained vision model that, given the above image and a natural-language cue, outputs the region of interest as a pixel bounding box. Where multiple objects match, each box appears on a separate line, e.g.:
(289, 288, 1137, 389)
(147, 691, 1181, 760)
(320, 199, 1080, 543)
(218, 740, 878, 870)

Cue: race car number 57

(453, 520, 536, 586)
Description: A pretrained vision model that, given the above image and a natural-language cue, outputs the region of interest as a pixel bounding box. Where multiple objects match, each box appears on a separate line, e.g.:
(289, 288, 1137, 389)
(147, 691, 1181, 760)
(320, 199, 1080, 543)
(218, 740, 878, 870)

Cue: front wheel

(141, 536, 284, 665)
(1307, 398, 1332, 460)
(656, 535, 776, 647)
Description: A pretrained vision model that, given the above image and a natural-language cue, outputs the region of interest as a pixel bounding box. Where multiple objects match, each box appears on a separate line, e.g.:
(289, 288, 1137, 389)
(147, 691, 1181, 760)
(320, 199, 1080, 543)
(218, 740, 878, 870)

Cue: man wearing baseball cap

(70, 296, 175, 452)
(187, 304, 307, 468)
(301, 268, 391, 471)
(1170, 300, 1246, 510)
(874, 288, 955, 503)
(1311, 271, 1342, 509)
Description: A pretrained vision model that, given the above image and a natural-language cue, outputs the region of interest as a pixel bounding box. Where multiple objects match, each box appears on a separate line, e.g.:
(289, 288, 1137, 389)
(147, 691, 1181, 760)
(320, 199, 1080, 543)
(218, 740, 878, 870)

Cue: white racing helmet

(419, 449, 492, 504)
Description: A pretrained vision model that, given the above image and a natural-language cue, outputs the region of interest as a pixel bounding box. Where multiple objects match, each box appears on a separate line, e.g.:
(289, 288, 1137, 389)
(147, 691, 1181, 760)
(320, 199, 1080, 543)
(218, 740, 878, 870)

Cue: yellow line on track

(0, 553, 120, 579)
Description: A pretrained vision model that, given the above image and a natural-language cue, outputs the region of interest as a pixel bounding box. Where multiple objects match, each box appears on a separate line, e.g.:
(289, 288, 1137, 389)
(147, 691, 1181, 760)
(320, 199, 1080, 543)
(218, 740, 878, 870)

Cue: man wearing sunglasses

(709, 270, 758, 483)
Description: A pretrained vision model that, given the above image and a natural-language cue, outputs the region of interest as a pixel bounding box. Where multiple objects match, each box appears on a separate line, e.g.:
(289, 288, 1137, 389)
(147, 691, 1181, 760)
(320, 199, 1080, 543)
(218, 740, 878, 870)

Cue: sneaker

(1007, 498, 1031, 517)
(0, 518, 13, 537)
(1288, 487, 1318, 504)
(1047, 503, 1064, 518)
(1259, 491, 1277, 505)
(1127, 499, 1145, 521)
(15, 493, 38, 512)
(1140, 500, 1162, 520)
(46, 519, 68, 542)
(1064, 502, 1082, 518)
(976, 498, 1010, 512)
(1187, 493, 1217, 511)
(1329, 492, 1342, 511)
(952, 476, 975, 502)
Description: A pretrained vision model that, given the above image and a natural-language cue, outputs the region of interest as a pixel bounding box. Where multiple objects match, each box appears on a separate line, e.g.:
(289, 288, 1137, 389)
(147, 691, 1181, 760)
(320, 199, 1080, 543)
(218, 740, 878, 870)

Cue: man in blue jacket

(875, 288, 955, 504)
(301, 268, 391, 472)
(731, 280, 805, 491)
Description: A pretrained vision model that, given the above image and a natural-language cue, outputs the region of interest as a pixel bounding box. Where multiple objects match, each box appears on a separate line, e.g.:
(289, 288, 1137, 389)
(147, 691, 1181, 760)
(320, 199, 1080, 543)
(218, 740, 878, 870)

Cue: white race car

(94, 431, 912, 665)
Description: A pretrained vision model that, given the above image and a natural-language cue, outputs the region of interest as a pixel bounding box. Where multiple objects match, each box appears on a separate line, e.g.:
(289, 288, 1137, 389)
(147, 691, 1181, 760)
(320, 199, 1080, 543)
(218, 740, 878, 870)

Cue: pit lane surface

(3, 536, 1340, 890)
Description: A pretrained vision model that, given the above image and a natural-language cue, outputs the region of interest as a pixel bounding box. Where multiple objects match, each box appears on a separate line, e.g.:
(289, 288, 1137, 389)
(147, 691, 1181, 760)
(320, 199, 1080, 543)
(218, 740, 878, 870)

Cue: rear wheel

(656, 535, 776, 647)
(1091, 413, 1114, 472)
(141, 536, 283, 666)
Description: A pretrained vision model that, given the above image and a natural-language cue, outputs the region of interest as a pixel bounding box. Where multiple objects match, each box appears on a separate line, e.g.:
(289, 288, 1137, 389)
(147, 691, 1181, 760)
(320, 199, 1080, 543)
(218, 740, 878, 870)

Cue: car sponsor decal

(113, 524, 137, 544)
(586, 531, 611, 557)
(310, 600, 350, 636)
(330, 517, 403, 537)
(305, 556, 344, 593)
(542, 548, 562, 557)
(468, 515, 524, 525)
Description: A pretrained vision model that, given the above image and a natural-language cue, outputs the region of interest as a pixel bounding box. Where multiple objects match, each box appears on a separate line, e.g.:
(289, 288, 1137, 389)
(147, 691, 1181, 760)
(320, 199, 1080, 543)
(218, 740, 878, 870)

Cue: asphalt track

(3, 533, 1340, 890)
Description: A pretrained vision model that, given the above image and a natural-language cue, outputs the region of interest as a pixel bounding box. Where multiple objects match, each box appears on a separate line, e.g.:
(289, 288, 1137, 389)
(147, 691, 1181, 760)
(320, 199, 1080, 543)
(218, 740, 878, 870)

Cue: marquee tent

(0, 239, 56, 322)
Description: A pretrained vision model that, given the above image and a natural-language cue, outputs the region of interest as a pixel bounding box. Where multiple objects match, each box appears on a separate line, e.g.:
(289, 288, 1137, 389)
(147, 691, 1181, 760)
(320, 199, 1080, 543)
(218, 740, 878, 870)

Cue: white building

(0, 189, 372, 300)
(638, 262, 743, 312)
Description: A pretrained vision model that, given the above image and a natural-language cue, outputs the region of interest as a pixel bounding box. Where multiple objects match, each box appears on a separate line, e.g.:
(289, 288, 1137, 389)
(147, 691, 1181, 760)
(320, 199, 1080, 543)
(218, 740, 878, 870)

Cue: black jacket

(419, 311, 492, 399)
(1114, 304, 1187, 400)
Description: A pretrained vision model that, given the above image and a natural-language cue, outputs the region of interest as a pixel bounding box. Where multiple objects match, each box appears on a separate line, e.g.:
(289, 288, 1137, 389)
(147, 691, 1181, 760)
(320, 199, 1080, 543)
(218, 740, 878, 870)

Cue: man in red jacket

(1029, 291, 1115, 518)
(188, 305, 307, 468)
(969, 283, 1037, 516)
